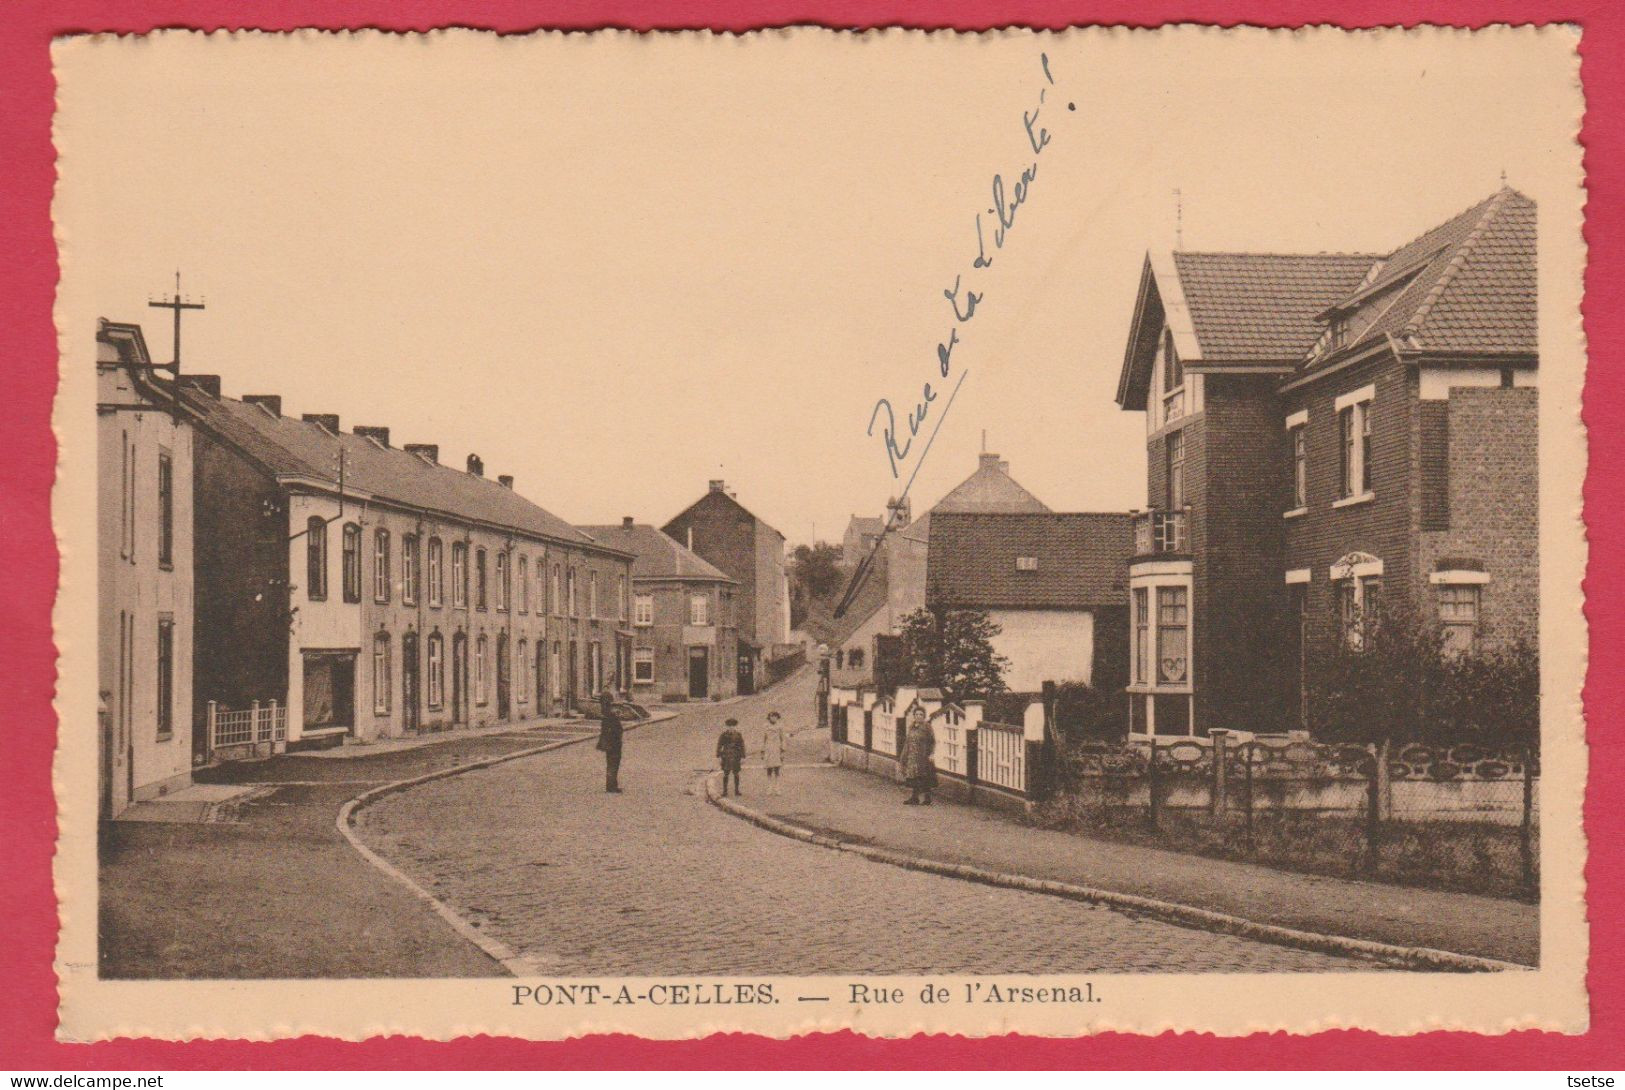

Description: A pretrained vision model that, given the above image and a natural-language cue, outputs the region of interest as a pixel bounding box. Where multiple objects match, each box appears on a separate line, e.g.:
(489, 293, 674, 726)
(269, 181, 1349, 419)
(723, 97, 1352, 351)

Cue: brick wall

(1419, 385, 1538, 650)
(664, 492, 761, 649)
(1198, 375, 1292, 732)
(1281, 356, 1417, 646)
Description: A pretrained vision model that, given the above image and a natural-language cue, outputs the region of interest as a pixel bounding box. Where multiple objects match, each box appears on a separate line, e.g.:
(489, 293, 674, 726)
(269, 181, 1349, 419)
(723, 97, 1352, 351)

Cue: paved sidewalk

(721, 756, 1538, 967)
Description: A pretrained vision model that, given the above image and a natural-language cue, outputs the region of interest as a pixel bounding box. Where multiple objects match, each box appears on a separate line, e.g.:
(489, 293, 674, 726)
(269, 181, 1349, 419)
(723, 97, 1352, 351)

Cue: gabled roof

(926, 512, 1132, 610)
(578, 523, 734, 582)
(1116, 187, 1537, 407)
(1175, 252, 1379, 363)
(846, 515, 884, 537)
(1310, 187, 1536, 366)
(182, 390, 619, 554)
(661, 487, 786, 543)
(892, 453, 1051, 548)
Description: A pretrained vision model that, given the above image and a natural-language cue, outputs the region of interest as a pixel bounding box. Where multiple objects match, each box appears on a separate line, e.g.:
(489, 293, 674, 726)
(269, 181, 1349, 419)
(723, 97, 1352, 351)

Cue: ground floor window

(303, 651, 356, 732)
(633, 647, 654, 683)
(372, 634, 392, 715)
(516, 638, 529, 703)
(1156, 586, 1189, 684)
(475, 635, 488, 705)
(427, 634, 444, 708)
(589, 641, 603, 695)
(155, 615, 174, 740)
(1438, 584, 1481, 655)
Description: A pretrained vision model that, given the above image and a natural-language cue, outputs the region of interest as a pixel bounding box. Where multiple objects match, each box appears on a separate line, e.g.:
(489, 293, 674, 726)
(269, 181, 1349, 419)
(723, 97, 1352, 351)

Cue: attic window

(1015, 556, 1039, 572)
(1330, 313, 1350, 349)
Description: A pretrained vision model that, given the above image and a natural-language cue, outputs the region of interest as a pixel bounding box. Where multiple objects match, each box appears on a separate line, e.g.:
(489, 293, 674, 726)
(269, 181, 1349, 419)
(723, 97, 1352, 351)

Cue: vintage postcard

(52, 25, 1588, 1041)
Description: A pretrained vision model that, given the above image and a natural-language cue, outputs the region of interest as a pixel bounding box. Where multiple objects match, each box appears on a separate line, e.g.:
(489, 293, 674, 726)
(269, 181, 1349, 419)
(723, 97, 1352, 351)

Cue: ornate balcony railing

(1133, 507, 1189, 556)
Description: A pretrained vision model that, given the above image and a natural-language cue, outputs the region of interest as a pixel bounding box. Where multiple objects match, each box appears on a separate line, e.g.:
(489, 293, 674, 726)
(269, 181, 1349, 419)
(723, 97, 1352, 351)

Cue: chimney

(180, 374, 220, 398)
(302, 413, 340, 433)
(498, 474, 514, 489)
(709, 479, 727, 493)
(622, 516, 635, 530)
(354, 425, 390, 448)
(404, 443, 439, 464)
(466, 453, 484, 477)
(978, 452, 1002, 471)
(244, 394, 282, 417)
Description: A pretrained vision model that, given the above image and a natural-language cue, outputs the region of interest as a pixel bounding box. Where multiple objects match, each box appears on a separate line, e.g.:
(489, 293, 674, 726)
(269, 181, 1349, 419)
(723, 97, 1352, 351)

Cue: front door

(689, 646, 710, 700)
(402, 632, 420, 732)
(496, 634, 511, 720)
(452, 632, 468, 725)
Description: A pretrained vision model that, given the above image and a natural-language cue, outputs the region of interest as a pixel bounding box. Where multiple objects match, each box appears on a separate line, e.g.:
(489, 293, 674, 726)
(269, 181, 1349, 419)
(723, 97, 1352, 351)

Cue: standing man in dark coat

(716, 717, 746, 797)
(596, 690, 624, 793)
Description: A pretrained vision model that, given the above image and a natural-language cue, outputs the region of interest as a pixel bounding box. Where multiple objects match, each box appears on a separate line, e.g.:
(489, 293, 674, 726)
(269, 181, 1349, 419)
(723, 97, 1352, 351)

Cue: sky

(55, 27, 1580, 546)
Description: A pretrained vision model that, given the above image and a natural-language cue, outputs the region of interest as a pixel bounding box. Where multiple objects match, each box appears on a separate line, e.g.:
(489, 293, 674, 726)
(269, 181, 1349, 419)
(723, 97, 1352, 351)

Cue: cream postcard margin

(52, 25, 1588, 1041)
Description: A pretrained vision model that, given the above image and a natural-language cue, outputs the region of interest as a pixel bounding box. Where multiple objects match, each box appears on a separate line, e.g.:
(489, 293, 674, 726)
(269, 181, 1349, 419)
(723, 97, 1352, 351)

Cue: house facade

(185, 386, 634, 751)
(580, 519, 739, 702)
(925, 512, 1131, 694)
(97, 321, 196, 815)
(1114, 187, 1538, 738)
(661, 481, 790, 694)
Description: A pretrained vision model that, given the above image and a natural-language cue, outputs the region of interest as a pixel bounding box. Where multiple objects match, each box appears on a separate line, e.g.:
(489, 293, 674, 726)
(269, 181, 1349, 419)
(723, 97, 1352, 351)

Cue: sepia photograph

(50, 24, 1587, 1041)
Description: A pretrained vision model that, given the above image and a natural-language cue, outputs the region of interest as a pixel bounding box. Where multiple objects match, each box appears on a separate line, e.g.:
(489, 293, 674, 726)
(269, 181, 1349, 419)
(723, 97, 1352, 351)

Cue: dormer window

(1329, 312, 1350, 349)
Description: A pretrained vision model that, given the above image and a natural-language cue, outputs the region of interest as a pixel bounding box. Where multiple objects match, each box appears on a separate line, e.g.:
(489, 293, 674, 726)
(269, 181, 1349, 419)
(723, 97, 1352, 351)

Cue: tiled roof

(1173, 252, 1378, 362)
(578, 523, 734, 582)
(183, 390, 616, 552)
(926, 512, 1132, 610)
(847, 516, 884, 535)
(831, 552, 889, 645)
(1327, 188, 1536, 358)
(893, 455, 1051, 548)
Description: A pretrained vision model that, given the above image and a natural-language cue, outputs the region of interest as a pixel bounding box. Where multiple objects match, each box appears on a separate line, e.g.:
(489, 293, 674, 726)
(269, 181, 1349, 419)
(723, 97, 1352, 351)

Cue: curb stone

(335, 712, 677, 977)
(701, 771, 1530, 974)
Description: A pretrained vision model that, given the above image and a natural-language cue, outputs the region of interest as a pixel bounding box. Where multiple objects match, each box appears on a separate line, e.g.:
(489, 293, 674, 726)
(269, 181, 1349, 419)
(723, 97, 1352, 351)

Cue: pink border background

(1, 0, 1616, 1068)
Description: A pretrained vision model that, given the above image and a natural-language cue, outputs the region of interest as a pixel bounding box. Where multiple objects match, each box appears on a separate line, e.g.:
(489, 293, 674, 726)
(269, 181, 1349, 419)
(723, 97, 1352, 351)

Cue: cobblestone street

(358, 671, 1379, 975)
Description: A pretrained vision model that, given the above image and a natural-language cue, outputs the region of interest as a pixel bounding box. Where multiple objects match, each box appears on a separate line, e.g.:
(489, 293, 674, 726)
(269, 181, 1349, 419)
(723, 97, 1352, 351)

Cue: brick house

(580, 519, 739, 701)
(183, 385, 635, 751)
(97, 320, 196, 814)
(661, 481, 790, 694)
(925, 512, 1131, 694)
(1114, 187, 1537, 738)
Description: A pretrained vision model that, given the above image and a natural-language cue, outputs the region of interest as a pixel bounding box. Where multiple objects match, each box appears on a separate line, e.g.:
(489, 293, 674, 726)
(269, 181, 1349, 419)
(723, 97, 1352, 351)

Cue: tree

(788, 541, 844, 628)
(1307, 602, 1539, 749)
(897, 607, 1010, 703)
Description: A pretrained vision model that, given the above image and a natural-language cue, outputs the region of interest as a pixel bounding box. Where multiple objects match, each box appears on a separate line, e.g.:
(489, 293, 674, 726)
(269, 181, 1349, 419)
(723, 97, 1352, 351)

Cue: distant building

(184, 386, 634, 752)
(98, 320, 196, 816)
(827, 552, 890, 689)
(886, 451, 1050, 630)
(1114, 187, 1537, 737)
(842, 496, 909, 567)
(925, 512, 1131, 693)
(581, 519, 739, 702)
(662, 481, 790, 694)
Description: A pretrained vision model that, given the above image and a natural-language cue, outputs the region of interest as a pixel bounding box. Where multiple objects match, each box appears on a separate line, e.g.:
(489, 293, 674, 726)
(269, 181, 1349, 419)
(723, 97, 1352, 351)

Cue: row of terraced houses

(835, 186, 1537, 744)
(98, 323, 789, 816)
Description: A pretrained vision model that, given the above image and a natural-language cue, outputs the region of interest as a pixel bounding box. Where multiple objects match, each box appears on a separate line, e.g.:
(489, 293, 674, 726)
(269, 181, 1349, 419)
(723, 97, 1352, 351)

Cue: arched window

(516, 638, 529, 703)
(451, 542, 468, 608)
(372, 631, 392, 715)
(495, 551, 509, 611)
(553, 564, 562, 616)
(517, 556, 529, 613)
(475, 548, 488, 610)
(306, 516, 328, 600)
(373, 528, 391, 603)
(426, 537, 443, 607)
(567, 567, 577, 616)
(426, 632, 444, 708)
(474, 634, 488, 705)
(342, 523, 361, 602)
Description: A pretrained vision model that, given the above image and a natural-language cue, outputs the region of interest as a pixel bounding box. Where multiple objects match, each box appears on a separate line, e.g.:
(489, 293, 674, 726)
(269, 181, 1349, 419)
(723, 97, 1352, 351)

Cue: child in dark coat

(717, 718, 746, 797)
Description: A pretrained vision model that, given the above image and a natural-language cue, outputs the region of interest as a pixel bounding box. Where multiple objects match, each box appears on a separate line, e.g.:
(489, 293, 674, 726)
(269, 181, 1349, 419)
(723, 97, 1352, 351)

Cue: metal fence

(207, 699, 288, 752)
(1059, 733, 1537, 897)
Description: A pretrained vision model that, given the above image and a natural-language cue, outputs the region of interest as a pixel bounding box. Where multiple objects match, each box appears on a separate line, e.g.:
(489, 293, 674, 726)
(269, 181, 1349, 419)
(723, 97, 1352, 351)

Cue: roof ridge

(1174, 250, 1383, 259)
(1403, 188, 1510, 341)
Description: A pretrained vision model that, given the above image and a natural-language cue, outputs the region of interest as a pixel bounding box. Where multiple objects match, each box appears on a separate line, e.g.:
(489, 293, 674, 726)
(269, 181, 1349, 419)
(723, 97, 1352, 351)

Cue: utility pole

(147, 271, 205, 422)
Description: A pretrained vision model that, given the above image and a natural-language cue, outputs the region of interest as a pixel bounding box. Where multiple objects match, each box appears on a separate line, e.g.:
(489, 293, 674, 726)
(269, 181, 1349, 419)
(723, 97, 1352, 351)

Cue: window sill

(156, 732, 173, 743)
(1282, 507, 1308, 520)
(1331, 492, 1375, 510)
